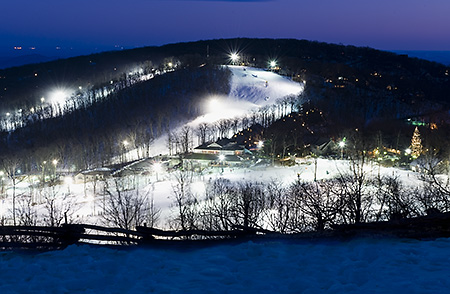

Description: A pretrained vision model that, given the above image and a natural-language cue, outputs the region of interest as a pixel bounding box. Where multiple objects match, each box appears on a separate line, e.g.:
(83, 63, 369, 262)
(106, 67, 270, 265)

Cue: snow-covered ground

(1, 237, 449, 293)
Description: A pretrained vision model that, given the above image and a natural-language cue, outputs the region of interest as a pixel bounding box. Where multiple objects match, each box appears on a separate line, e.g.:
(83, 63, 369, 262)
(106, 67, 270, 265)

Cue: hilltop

(0, 38, 449, 171)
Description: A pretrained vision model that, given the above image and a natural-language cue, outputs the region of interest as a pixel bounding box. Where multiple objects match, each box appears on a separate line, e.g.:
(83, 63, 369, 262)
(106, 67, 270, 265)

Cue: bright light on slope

(49, 88, 72, 104)
(207, 97, 221, 113)
(229, 52, 239, 64)
(194, 95, 259, 125)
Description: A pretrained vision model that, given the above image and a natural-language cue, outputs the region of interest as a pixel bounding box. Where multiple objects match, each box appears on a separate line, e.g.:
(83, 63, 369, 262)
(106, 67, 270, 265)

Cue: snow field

(1, 237, 450, 293)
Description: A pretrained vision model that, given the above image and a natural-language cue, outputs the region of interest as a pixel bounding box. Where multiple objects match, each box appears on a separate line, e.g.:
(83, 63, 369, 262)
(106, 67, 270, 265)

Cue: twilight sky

(1, 0, 449, 56)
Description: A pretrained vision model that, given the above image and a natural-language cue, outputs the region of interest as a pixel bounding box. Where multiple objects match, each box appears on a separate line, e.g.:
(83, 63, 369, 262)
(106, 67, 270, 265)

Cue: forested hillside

(0, 38, 449, 172)
(0, 65, 231, 170)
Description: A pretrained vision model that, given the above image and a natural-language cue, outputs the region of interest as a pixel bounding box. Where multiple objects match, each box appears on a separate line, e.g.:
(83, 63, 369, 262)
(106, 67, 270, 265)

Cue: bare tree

(264, 180, 291, 233)
(170, 171, 199, 231)
(290, 180, 342, 231)
(16, 195, 38, 226)
(179, 126, 193, 154)
(416, 153, 450, 212)
(336, 131, 376, 224)
(216, 119, 231, 139)
(201, 178, 235, 231)
(43, 186, 78, 227)
(1, 155, 24, 225)
(375, 175, 420, 221)
(230, 181, 266, 229)
(146, 193, 161, 228)
(101, 178, 150, 230)
(196, 122, 210, 145)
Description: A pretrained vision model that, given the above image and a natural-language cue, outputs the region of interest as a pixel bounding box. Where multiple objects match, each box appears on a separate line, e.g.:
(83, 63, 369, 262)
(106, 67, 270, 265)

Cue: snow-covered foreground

(1, 237, 449, 293)
(1, 157, 418, 228)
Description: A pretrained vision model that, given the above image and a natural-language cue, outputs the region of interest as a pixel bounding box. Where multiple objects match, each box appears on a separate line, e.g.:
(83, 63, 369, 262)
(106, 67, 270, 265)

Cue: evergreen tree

(410, 126, 423, 158)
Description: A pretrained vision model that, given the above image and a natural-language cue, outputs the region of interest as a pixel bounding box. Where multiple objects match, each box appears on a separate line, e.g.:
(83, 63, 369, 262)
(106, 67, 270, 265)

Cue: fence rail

(2, 212, 450, 250)
(0, 224, 269, 250)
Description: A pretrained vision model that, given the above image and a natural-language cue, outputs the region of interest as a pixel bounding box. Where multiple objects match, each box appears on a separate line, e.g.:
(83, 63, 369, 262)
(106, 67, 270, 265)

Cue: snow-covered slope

(228, 65, 304, 105)
(152, 65, 304, 155)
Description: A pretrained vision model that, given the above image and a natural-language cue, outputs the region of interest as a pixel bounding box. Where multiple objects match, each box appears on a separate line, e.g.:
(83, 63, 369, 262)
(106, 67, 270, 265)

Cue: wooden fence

(2, 211, 450, 250)
(0, 224, 271, 250)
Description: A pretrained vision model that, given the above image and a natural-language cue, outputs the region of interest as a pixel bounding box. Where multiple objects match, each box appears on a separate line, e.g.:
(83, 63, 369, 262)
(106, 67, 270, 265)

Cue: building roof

(194, 139, 246, 152)
(184, 153, 244, 162)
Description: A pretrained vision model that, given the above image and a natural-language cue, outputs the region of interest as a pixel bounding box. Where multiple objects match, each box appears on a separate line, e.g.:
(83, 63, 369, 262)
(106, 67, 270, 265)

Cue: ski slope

(228, 65, 304, 105)
(193, 66, 304, 124)
(152, 65, 304, 155)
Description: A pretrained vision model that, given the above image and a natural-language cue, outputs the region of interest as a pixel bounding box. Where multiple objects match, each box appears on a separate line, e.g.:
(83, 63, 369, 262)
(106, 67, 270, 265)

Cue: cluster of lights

(228, 49, 281, 73)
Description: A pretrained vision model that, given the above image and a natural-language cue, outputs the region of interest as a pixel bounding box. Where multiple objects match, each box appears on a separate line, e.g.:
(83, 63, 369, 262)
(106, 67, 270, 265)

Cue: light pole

(52, 159, 58, 181)
(0, 171, 4, 197)
(41, 161, 47, 185)
(122, 140, 129, 163)
(153, 162, 162, 182)
(339, 141, 346, 160)
(64, 176, 73, 195)
(218, 154, 226, 174)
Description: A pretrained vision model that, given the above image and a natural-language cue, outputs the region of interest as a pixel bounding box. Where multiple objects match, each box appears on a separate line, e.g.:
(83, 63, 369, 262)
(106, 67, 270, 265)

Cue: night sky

(1, 0, 449, 57)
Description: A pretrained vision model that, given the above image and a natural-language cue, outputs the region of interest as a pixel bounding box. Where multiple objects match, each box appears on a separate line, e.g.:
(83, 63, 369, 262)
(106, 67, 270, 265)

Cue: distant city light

(270, 60, 277, 68)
